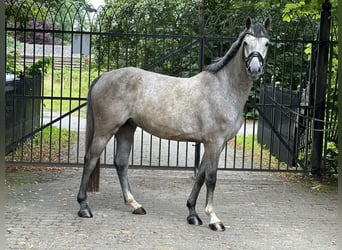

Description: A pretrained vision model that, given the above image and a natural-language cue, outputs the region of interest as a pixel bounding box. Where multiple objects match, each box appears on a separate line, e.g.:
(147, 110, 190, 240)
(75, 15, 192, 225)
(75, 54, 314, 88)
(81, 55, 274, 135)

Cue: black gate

(4, 1, 338, 175)
(257, 84, 300, 167)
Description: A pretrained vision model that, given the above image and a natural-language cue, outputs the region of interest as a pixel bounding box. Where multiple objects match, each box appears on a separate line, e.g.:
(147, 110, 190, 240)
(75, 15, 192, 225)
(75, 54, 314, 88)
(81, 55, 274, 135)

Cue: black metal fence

(257, 84, 300, 167)
(4, 0, 338, 175)
(5, 74, 42, 153)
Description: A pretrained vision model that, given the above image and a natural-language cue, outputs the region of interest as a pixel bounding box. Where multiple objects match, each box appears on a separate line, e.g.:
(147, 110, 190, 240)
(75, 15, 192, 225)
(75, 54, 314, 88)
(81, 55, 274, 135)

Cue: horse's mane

(204, 22, 269, 73)
(204, 31, 246, 73)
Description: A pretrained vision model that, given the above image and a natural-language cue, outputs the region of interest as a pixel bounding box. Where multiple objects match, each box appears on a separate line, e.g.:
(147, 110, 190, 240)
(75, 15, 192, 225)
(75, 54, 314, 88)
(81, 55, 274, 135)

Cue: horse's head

(243, 17, 270, 81)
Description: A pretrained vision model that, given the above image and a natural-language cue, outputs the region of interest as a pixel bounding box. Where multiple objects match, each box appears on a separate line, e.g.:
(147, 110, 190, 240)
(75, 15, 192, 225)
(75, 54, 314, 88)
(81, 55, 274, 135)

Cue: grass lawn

(229, 133, 288, 171)
(43, 68, 99, 117)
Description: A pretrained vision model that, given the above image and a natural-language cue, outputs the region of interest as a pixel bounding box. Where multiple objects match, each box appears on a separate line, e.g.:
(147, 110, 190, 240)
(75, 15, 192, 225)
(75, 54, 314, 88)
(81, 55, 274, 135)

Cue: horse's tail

(85, 76, 101, 155)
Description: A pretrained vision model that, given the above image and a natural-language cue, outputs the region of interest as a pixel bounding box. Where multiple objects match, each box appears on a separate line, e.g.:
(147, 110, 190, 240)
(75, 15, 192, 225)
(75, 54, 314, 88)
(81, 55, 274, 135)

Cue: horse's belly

(133, 107, 243, 143)
(133, 114, 202, 142)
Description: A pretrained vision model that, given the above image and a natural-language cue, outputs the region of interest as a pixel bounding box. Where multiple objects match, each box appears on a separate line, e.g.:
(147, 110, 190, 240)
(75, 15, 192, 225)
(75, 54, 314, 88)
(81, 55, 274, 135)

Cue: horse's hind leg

(186, 154, 206, 226)
(77, 133, 112, 218)
(115, 122, 146, 215)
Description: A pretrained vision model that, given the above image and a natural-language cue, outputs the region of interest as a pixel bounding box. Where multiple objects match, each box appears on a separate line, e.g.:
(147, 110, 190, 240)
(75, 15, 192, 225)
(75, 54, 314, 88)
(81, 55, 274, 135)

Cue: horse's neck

(218, 48, 253, 103)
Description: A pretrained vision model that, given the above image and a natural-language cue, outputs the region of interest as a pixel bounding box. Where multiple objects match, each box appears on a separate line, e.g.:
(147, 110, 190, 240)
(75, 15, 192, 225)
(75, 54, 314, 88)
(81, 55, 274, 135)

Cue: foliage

(93, 0, 201, 76)
(6, 50, 23, 74)
(282, 0, 338, 21)
(326, 141, 338, 173)
(25, 57, 52, 76)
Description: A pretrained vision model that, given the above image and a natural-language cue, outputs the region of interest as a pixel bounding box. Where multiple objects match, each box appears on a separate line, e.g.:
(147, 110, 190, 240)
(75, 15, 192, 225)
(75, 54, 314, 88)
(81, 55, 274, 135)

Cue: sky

(88, 0, 104, 9)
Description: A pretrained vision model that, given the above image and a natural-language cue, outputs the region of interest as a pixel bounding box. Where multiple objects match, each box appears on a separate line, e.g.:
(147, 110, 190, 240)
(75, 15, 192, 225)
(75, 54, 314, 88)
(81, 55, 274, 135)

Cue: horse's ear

(264, 18, 271, 30)
(245, 17, 252, 29)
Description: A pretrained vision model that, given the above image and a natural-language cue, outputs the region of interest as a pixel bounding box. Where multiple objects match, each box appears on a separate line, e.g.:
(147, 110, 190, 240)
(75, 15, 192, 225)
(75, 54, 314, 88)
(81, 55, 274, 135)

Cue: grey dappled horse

(77, 17, 270, 231)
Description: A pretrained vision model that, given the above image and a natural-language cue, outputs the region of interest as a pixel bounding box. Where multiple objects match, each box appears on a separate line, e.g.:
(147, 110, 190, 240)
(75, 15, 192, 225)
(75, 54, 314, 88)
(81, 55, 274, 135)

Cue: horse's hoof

(133, 207, 146, 215)
(78, 208, 93, 218)
(187, 215, 203, 226)
(209, 222, 225, 231)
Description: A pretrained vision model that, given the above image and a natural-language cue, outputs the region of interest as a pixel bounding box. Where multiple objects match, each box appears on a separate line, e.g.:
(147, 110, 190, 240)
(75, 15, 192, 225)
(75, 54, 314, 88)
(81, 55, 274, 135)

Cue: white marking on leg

(205, 204, 221, 224)
(126, 193, 142, 210)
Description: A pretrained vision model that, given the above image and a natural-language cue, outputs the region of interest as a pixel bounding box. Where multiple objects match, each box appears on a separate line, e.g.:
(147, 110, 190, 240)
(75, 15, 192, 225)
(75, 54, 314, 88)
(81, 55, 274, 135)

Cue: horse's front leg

(203, 142, 226, 231)
(186, 141, 225, 231)
(205, 167, 225, 231)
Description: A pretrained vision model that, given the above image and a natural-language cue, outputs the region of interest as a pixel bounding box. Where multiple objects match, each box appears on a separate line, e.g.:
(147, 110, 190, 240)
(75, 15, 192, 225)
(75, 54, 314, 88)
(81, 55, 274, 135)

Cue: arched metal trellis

(4, 0, 338, 176)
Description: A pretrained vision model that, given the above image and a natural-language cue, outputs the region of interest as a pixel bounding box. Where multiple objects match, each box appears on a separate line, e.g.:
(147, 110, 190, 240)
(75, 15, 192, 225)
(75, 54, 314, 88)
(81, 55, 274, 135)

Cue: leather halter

(245, 51, 264, 69)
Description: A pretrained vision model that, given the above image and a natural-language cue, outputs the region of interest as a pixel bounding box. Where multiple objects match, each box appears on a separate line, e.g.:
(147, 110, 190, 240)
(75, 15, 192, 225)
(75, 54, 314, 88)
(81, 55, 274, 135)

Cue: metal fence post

(0, 1, 6, 247)
(310, 0, 331, 175)
(194, 0, 205, 176)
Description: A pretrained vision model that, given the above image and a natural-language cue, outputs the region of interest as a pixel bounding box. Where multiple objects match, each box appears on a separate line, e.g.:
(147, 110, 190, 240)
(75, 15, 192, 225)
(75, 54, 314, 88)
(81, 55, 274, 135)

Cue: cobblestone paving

(5, 168, 338, 250)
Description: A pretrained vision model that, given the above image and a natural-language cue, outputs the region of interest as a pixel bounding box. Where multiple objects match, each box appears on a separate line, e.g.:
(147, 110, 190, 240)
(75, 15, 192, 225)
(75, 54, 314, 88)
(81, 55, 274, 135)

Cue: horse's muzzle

(245, 51, 264, 80)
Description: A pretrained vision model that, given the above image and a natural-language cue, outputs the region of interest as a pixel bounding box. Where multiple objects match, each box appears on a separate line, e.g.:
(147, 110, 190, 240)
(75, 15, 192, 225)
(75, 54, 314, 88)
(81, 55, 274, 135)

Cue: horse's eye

(265, 41, 270, 47)
(243, 41, 248, 46)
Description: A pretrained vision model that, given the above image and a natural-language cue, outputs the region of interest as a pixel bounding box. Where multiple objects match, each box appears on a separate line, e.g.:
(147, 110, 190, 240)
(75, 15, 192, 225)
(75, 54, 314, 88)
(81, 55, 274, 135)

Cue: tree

(5, 0, 94, 44)
(92, 0, 202, 75)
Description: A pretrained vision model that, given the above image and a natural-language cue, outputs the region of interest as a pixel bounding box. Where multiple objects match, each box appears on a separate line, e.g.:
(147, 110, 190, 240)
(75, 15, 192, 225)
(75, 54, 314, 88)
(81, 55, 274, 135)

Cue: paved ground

(5, 168, 338, 250)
